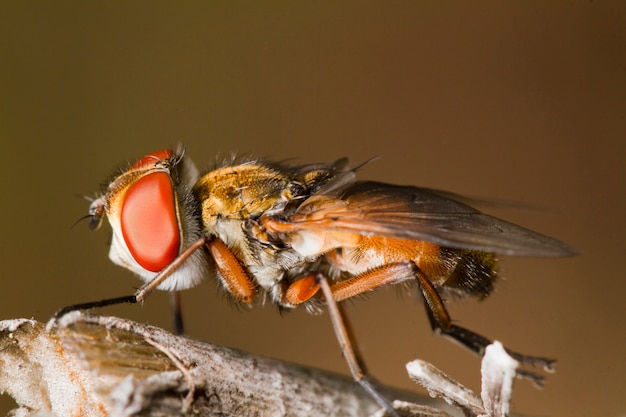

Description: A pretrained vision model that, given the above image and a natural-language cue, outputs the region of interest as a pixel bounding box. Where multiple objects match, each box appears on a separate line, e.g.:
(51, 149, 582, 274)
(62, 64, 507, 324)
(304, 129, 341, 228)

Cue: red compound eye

(121, 171, 180, 272)
(131, 149, 173, 170)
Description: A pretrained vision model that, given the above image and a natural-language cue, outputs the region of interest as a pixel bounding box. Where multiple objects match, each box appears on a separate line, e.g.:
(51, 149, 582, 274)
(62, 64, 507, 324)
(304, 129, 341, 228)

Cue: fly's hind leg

(413, 269, 556, 387)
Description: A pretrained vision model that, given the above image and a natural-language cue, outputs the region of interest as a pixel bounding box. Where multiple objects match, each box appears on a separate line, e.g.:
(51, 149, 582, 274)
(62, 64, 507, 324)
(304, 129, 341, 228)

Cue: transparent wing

(283, 181, 577, 257)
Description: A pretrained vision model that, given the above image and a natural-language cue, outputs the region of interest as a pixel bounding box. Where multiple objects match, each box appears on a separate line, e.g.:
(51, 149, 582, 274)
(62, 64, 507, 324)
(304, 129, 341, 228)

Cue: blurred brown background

(1, 2, 624, 416)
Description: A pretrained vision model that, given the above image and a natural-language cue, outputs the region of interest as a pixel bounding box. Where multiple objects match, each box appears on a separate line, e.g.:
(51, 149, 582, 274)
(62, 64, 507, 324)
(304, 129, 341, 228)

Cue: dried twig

(0, 313, 535, 417)
(0, 313, 451, 417)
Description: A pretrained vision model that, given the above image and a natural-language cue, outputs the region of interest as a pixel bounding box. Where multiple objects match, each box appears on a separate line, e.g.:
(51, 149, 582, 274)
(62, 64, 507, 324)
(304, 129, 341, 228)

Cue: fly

(55, 147, 577, 414)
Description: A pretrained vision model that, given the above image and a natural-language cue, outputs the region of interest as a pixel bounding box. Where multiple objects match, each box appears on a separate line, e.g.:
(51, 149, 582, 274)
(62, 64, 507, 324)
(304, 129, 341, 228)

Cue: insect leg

(206, 238, 257, 304)
(53, 236, 209, 320)
(170, 290, 185, 335)
(413, 271, 556, 386)
(317, 273, 399, 417)
(331, 262, 416, 302)
(282, 275, 321, 305)
(282, 261, 416, 306)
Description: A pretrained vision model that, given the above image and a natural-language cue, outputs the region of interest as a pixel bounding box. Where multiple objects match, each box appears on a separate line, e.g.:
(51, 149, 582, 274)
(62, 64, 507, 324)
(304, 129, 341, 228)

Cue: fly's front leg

(52, 236, 209, 321)
(414, 270, 556, 386)
(53, 235, 257, 328)
(206, 238, 257, 304)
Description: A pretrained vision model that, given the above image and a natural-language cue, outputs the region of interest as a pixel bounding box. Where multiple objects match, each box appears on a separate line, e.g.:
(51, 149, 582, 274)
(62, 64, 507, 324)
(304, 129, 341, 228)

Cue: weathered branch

(0, 313, 459, 417)
(0, 313, 529, 417)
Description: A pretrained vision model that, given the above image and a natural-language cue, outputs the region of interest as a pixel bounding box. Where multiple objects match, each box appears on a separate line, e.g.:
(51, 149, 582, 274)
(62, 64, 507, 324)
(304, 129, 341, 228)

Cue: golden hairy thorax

(191, 161, 344, 288)
(193, 164, 299, 228)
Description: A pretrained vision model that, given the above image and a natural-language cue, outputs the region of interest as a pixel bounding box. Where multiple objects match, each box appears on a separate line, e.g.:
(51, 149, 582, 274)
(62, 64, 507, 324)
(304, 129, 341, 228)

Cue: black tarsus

(53, 295, 138, 320)
(414, 264, 556, 387)
(437, 324, 556, 387)
(170, 290, 185, 335)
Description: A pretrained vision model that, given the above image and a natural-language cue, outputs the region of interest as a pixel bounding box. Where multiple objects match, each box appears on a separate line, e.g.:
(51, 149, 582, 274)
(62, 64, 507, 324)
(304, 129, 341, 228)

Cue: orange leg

(288, 261, 555, 387)
(207, 238, 257, 304)
(283, 275, 321, 305)
(283, 262, 415, 306)
(280, 263, 421, 416)
(317, 273, 399, 416)
(330, 262, 416, 302)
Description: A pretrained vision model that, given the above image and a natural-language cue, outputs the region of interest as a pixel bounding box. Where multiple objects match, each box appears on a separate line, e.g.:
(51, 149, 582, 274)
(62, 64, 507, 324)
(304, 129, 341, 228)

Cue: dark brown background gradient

(1, 2, 624, 416)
